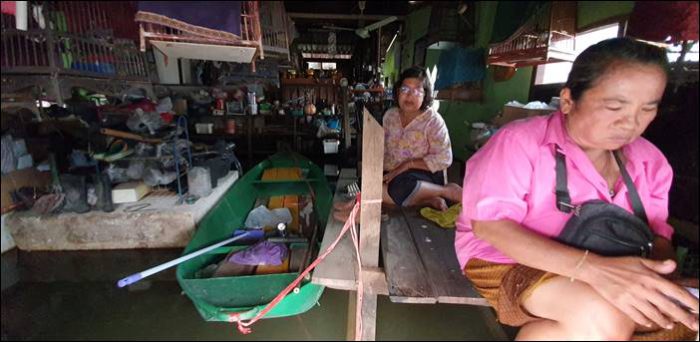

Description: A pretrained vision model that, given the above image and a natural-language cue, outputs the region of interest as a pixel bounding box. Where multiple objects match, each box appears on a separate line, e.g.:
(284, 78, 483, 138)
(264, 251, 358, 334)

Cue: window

(321, 62, 337, 70)
(534, 23, 621, 85)
(667, 41, 699, 63)
(306, 62, 337, 70)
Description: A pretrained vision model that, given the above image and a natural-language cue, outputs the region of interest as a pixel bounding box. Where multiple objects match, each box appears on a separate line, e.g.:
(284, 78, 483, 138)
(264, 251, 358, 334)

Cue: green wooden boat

(176, 153, 333, 322)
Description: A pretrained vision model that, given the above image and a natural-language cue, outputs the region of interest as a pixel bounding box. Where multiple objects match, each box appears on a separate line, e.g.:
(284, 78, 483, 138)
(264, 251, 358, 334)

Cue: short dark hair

(565, 37, 669, 101)
(394, 66, 434, 111)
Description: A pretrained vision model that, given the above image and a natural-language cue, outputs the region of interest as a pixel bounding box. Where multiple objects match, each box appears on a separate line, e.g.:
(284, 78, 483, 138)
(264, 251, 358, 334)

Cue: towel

(420, 203, 462, 229)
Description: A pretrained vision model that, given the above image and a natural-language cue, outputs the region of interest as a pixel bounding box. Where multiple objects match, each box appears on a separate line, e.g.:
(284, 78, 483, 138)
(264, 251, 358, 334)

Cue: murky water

(2, 248, 513, 340)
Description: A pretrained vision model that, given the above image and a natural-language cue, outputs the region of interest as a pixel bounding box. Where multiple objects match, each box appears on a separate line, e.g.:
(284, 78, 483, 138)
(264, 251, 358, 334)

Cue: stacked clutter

(1, 85, 243, 217)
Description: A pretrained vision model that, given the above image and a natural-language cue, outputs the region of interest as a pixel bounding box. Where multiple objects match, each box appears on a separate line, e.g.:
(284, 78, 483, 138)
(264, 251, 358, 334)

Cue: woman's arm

(473, 219, 699, 331)
(472, 219, 595, 280)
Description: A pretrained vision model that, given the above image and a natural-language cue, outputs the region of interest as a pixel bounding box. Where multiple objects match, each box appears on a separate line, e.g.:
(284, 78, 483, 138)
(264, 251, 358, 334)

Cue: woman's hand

(383, 161, 411, 183)
(582, 255, 699, 331)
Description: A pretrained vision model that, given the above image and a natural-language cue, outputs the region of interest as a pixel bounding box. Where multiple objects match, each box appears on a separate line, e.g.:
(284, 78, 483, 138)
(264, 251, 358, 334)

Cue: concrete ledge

(6, 171, 238, 251)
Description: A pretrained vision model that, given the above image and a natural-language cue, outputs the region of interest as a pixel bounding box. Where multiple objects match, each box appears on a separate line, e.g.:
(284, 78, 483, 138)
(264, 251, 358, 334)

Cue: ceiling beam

(288, 12, 405, 21)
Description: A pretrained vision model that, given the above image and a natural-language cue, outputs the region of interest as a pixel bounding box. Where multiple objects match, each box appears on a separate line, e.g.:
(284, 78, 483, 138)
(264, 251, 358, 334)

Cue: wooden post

(247, 115, 253, 165)
(348, 108, 384, 341)
(360, 109, 382, 268)
(44, 26, 64, 105)
(342, 86, 351, 149)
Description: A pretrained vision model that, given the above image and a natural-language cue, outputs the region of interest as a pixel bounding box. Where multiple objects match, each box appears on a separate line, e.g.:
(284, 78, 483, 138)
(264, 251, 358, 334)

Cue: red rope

(232, 193, 362, 335)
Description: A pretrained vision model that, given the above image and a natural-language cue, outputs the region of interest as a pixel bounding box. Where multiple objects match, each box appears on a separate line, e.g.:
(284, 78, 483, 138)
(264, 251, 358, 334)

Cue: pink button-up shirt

(455, 111, 674, 269)
(383, 107, 453, 173)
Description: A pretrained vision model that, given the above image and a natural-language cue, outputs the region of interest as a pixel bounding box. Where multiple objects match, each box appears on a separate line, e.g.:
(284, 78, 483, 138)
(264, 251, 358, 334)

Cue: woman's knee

(561, 297, 635, 340)
(525, 278, 635, 340)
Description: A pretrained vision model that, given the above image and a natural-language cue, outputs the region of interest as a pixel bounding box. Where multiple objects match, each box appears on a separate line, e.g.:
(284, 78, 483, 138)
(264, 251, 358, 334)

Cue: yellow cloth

(419, 204, 462, 228)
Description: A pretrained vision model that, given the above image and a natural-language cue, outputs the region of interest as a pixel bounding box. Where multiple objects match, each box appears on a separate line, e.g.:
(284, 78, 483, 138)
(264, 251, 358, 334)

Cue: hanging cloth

(627, 1, 699, 43)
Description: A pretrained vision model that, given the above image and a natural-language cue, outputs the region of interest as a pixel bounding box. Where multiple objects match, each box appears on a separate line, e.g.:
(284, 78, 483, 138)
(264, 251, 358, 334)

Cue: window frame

(529, 16, 628, 98)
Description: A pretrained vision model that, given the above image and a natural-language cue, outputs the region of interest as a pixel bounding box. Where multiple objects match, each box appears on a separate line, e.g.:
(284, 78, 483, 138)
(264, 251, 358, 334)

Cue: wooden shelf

(281, 78, 338, 86)
(351, 88, 384, 93)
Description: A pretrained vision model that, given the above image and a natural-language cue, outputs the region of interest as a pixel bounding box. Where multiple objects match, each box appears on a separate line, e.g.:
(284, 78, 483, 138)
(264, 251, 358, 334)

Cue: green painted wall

(383, 1, 636, 161)
(400, 6, 432, 71)
(431, 2, 533, 161)
(383, 43, 398, 86)
(577, 1, 634, 29)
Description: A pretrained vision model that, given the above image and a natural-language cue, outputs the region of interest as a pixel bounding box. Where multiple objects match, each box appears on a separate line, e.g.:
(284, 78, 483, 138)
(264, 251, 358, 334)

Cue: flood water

(1, 248, 513, 340)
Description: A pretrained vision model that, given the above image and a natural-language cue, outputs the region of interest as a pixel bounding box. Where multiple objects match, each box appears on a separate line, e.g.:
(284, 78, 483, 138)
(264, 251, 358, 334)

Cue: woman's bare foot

(443, 183, 463, 203)
(333, 199, 355, 211)
(333, 208, 360, 222)
(425, 196, 448, 211)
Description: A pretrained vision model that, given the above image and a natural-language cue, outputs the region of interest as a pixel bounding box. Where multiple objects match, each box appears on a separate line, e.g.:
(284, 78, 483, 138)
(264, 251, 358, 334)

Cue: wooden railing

(137, 1, 264, 58)
(259, 1, 291, 59)
(1, 29, 148, 80)
(487, 2, 576, 67)
(1, 1, 147, 80)
(136, 1, 291, 62)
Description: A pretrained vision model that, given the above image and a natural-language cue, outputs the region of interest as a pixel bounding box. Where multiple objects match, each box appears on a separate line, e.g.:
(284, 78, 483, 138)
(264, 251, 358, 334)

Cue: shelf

(190, 133, 240, 139)
(351, 89, 384, 93)
(281, 78, 338, 86)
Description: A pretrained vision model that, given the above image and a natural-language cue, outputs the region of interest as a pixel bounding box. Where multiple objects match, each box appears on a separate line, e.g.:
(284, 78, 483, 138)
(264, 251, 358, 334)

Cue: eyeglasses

(399, 85, 425, 97)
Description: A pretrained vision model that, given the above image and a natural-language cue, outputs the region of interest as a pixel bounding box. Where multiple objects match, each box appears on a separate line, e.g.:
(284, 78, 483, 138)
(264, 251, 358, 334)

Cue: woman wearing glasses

(381, 66, 462, 210)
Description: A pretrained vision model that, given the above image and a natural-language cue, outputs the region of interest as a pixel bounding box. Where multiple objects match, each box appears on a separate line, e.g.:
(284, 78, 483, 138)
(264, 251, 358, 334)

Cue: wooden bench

(381, 206, 488, 305)
(312, 168, 500, 340)
(313, 110, 501, 340)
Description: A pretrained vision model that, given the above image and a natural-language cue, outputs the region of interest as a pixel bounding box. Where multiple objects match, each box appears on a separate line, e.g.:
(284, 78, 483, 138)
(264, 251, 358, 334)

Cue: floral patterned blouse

(383, 107, 453, 173)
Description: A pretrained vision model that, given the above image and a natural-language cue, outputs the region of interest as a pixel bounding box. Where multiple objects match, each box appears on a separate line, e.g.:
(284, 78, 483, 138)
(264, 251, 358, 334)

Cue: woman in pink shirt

(381, 66, 462, 210)
(456, 38, 698, 340)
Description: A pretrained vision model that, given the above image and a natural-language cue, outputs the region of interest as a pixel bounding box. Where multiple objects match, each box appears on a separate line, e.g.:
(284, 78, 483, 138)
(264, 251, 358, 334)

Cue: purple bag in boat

(229, 241, 288, 266)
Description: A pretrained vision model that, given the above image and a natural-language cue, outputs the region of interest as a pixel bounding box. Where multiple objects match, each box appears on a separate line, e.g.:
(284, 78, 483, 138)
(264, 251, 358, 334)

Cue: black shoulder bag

(554, 145, 654, 257)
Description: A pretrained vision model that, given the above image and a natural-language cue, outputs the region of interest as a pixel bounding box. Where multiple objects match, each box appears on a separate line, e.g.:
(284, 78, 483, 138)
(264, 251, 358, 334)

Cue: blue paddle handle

(117, 230, 264, 288)
(233, 230, 264, 239)
(117, 274, 143, 288)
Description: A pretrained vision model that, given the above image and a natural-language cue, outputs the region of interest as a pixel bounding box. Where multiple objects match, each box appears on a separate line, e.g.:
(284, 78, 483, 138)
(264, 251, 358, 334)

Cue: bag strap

(612, 151, 649, 224)
(554, 146, 573, 213)
(554, 145, 649, 224)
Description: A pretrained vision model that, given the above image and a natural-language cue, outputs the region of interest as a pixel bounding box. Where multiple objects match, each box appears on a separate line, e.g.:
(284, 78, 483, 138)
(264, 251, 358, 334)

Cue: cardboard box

(112, 182, 151, 203)
(323, 139, 339, 154)
(493, 105, 555, 127)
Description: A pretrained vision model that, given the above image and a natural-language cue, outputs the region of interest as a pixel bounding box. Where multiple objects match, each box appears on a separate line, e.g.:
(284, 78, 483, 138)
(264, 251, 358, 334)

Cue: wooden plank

(381, 208, 436, 304)
(312, 168, 390, 295)
(358, 293, 378, 341)
(353, 110, 384, 341)
(401, 209, 489, 306)
(342, 86, 351, 149)
(361, 266, 389, 295)
(311, 175, 357, 290)
(359, 109, 383, 267)
(150, 40, 257, 64)
(347, 287, 380, 341)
